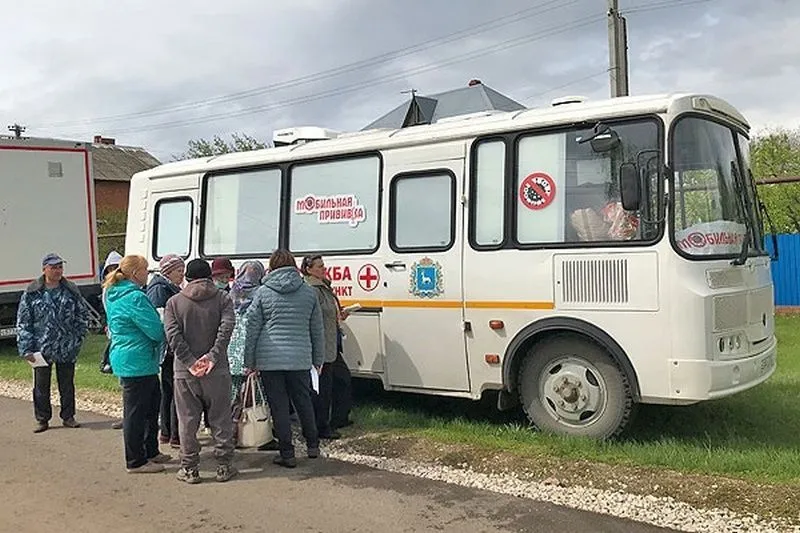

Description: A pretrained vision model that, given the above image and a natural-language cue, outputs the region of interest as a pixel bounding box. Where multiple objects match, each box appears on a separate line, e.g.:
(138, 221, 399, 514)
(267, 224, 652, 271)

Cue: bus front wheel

(517, 335, 634, 439)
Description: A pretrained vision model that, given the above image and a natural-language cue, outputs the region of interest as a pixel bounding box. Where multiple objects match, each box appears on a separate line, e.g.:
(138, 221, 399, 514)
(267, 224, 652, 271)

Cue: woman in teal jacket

(104, 255, 171, 474)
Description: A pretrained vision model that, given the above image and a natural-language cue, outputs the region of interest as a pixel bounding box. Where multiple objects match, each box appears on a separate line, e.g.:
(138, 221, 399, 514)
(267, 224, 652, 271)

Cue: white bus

(126, 92, 777, 439)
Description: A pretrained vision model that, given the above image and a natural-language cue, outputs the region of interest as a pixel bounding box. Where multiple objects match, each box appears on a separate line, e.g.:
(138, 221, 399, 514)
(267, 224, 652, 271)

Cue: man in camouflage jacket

(17, 253, 88, 433)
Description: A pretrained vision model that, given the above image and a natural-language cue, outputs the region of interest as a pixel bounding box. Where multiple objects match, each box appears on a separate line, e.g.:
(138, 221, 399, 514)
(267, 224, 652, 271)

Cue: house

(362, 79, 526, 131)
(91, 135, 160, 214)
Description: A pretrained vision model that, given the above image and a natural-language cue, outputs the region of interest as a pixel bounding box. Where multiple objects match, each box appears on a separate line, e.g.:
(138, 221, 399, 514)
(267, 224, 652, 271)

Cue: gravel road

(0, 379, 795, 533)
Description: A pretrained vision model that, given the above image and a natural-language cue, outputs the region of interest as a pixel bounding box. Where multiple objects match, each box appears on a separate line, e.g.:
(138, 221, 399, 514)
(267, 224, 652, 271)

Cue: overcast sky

(1, 0, 798, 161)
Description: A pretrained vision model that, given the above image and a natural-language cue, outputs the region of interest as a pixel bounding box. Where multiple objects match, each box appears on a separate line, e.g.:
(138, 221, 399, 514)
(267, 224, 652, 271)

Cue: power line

(46, 0, 711, 138)
(34, 0, 579, 129)
(60, 15, 605, 137)
(520, 68, 612, 103)
(623, 0, 711, 15)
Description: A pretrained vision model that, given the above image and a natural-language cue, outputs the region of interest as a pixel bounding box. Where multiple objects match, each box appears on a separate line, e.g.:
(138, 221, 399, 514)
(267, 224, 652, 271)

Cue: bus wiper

(730, 160, 750, 266)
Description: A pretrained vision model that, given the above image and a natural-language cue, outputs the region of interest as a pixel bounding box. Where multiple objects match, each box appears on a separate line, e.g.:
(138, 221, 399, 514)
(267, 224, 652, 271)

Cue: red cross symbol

(357, 264, 379, 292)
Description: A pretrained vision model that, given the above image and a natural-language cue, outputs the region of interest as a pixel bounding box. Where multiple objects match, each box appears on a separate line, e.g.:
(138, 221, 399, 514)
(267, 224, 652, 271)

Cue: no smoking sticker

(519, 172, 556, 210)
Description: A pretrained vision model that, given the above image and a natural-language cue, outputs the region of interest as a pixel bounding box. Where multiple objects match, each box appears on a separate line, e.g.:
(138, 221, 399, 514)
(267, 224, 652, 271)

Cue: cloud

(1, 0, 798, 160)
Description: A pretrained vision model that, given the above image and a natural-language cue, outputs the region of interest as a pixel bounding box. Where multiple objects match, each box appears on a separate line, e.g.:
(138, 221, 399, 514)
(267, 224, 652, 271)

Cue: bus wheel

(517, 335, 634, 439)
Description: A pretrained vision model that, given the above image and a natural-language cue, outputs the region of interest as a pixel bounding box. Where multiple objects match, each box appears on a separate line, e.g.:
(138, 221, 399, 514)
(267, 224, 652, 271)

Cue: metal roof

(361, 81, 526, 130)
(91, 142, 161, 182)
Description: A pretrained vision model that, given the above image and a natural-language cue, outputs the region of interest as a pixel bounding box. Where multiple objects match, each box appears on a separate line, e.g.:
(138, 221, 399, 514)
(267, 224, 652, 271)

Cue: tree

(752, 126, 800, 234)
(173, 132, 269, 160)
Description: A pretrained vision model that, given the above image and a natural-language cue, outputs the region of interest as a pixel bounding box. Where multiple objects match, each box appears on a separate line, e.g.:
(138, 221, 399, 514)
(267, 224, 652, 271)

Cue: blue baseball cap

(42, 253, 65, 267)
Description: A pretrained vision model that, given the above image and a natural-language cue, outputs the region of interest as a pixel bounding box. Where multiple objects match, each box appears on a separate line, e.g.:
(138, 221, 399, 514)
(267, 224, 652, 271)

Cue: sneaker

(215, 464, 238, 483)
(149, 453, 172, 464)
(307, 447, 320, 459)
(176, 467, 201, 484)
(33, 422, 48, 434)
(169, 439, 181, 449)
(127, 462, 165, 474)
(257, 440, 280, 452)
(62, 418, 80, 428)
(273, 455, 297, 468)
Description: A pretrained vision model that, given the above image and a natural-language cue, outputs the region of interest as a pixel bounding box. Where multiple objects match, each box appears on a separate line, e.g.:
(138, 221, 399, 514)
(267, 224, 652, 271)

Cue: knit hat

(159, 254, 185, 277)
(211, 257, 235, 277)
(185, 259, 212, 281)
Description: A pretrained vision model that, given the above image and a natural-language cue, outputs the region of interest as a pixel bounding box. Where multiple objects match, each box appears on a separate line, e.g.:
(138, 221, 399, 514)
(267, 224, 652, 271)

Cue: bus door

(379, 145, 469, 392)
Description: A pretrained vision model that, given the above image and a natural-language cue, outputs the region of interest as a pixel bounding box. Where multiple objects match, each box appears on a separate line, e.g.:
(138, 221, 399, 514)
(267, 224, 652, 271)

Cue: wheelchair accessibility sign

(409, 257, 443, 298)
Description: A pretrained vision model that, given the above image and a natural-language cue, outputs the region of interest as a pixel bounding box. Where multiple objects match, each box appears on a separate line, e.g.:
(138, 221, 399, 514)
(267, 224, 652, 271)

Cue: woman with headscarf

(228, 260, 265, 402)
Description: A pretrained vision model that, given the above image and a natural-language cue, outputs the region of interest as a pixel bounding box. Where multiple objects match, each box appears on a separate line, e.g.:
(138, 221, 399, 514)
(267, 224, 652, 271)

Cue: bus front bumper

(667, 338, 777, 402)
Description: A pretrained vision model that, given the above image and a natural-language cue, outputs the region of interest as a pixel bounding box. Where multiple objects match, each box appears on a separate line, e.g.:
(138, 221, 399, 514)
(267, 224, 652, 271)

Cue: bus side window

(153, 198, 192, 259)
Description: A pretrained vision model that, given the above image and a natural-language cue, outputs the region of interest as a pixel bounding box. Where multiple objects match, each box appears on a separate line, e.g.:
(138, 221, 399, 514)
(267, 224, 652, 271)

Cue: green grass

(0, 334, 119, 392)
(351, 315, 800, 484)
(1, 317, 799, 484)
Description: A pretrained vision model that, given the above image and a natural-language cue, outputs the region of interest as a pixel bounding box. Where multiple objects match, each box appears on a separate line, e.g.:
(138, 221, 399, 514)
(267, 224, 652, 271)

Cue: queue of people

(16, 249, 354, 482)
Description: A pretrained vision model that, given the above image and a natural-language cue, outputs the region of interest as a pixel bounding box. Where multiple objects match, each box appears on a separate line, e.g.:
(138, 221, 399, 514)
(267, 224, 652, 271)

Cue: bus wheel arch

(500, 318, 640, 439)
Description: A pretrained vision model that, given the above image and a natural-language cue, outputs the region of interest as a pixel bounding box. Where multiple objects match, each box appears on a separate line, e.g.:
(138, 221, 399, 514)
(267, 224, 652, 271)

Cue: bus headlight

(716, 333, 746, 355)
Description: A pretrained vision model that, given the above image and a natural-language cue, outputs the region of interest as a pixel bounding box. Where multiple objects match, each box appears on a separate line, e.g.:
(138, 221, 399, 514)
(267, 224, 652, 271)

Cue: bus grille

(561, 258, 629, 304)
(713, 293, 747, 331)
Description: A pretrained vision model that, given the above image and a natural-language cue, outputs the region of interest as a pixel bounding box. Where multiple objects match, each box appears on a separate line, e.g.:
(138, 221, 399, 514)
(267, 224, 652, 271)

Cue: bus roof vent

(272, 126, 340, 147)
(551, 95, 588, 107)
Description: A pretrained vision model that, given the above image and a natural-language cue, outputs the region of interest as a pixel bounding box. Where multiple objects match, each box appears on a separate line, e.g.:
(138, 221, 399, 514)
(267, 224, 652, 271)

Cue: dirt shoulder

(335, 432, 800, 526)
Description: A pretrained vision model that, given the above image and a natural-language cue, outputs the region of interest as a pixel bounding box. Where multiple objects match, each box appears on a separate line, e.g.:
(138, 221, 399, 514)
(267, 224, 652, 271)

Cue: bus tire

(517, 334, 634, 439)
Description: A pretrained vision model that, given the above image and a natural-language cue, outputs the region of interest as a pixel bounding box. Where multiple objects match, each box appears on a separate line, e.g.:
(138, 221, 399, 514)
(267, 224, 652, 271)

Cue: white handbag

(237, 373, 272, 448)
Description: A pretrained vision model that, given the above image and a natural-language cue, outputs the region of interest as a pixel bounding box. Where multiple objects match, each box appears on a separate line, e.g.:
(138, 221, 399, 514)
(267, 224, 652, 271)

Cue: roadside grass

(351, 314, 800, 484)
(0, 334, 118, 392)
(0, 316, 798, 484)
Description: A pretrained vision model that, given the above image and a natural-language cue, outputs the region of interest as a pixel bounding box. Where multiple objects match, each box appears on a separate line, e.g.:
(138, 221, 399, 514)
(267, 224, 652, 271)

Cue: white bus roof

(135, 92, 748, 182)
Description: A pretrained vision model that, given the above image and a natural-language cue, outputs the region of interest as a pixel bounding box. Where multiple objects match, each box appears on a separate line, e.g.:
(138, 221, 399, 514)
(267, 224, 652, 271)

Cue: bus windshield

(671, 116, 763, 258)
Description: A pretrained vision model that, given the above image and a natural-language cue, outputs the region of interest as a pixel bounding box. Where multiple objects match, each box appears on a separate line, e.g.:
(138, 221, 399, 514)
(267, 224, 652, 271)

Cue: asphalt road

(0, 396, 678, 533)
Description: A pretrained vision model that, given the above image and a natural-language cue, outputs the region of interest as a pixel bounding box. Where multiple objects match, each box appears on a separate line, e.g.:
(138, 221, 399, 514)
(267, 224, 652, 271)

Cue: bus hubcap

(541, 357, 607, 425)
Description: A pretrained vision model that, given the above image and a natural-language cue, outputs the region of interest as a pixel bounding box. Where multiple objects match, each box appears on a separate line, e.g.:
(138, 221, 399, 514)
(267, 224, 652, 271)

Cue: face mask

(214, 280, 229, 289)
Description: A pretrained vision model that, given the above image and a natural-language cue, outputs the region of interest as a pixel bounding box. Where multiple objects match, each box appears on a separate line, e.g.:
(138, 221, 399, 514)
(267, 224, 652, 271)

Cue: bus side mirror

(620, 162, 641, 211)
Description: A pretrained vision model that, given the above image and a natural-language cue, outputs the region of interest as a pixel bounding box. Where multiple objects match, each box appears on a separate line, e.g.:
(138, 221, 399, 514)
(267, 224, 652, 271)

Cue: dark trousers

(313, 361, 335, 436)
(261, 370, 319, 459)
(330, 353, 353, 428)
(121, 375, 161, 469)
(159, 353, 179, 442)
(33, 362, 75, 423)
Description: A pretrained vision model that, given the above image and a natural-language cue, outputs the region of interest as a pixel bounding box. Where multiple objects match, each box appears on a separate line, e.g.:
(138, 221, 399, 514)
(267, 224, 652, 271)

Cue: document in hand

(27, 352, 48, 368)
(310, 366, 320, 393)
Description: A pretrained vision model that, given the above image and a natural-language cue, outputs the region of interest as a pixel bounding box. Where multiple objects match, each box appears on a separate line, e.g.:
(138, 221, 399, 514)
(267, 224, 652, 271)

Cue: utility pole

(7, 123, 26, 138)
(607, 0, 629, 97)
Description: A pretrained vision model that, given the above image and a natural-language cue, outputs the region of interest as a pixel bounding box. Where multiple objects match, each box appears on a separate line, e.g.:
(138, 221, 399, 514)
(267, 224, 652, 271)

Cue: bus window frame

(467, 114, 666, 252)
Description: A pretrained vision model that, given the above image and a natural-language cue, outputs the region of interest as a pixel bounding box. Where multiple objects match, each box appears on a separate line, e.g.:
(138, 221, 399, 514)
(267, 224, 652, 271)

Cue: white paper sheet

(27, 352, 48, 368)
(310, 367, 320, 393)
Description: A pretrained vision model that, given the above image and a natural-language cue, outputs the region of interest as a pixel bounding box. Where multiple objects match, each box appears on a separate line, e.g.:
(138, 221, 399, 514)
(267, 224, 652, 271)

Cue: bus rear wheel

(517, 335, 634, 439)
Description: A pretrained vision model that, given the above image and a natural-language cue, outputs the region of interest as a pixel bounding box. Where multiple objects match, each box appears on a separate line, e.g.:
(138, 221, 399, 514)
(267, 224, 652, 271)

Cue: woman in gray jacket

(301, 254, 352, 440)
(243, 249, 325, 468)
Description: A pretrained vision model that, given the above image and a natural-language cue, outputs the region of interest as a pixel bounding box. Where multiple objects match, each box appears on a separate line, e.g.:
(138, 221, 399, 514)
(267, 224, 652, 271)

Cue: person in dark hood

(164, 259, 237, 484)
(145, 254, 185, 448)
(243, 249, 324, 468)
